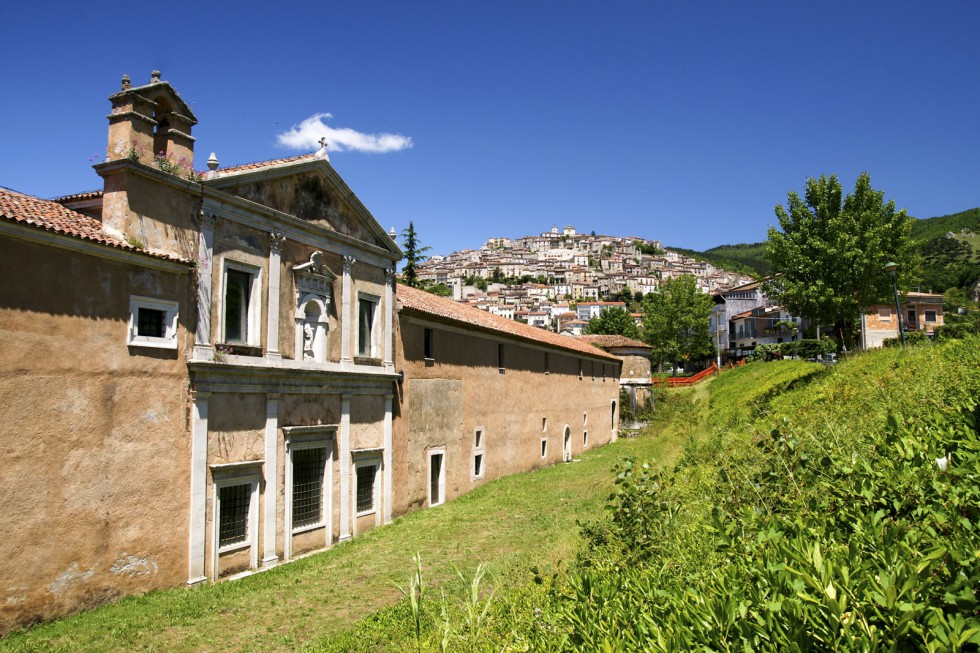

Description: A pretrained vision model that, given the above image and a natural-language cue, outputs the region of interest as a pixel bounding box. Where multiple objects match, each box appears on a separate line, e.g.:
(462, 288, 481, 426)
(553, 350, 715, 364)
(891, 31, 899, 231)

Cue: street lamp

(882, 262, 905, 347)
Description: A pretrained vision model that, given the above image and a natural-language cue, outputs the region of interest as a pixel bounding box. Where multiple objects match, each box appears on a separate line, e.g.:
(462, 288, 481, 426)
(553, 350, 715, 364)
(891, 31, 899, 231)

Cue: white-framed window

(128, 296, 178, 349)
(357, 293, 380, 358)
(877, 307, 892, 320)
(540, 437, 548, 459)
(925, 310, 938, 323)
(473, 427, 485, 480)
(583, 430, 589, 448)
(222, 260, 262, 346)
(283, 426, 334, 560)
(428, 449, 446, 507)
(563, 426, 572, 462)
(210, 462, 261, 580)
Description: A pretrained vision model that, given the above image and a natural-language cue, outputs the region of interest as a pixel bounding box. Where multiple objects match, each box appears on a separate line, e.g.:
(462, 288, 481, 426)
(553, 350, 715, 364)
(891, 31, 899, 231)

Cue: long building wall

(393, 307, 621, 516)
(0, 237, 193, 628)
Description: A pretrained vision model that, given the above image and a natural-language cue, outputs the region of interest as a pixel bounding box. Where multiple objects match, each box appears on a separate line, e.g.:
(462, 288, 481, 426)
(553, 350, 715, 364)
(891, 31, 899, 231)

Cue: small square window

(925, 310, 938, 323)
(128, 296, 178, 349)
(877, 307, 891, 320)
(356, 463, 377, 514)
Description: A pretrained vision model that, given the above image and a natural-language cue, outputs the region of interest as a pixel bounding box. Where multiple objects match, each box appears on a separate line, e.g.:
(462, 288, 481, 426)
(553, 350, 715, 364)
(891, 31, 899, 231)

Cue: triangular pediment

(204, 157, 400, 255)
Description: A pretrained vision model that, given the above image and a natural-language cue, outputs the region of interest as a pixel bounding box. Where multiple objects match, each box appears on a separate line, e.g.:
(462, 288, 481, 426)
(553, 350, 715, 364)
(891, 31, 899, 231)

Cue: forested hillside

(676, 207, 980, 297)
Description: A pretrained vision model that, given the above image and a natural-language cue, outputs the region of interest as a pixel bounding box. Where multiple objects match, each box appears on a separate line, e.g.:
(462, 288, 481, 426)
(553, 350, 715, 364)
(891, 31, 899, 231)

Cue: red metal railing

(654, 361, 720, 386)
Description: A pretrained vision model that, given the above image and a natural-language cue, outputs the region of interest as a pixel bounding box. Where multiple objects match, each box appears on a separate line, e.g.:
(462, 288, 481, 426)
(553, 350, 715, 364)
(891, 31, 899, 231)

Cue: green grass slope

(521, 339, 980, 651)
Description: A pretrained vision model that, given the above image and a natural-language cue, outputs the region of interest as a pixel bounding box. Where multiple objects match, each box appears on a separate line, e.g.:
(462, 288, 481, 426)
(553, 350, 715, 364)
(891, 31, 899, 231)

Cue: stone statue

(303, 322, 316, 360)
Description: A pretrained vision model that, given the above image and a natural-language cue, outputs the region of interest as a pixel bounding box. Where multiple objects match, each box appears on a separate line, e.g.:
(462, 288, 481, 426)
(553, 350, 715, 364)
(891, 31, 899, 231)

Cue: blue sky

(2, 2, 978, 256)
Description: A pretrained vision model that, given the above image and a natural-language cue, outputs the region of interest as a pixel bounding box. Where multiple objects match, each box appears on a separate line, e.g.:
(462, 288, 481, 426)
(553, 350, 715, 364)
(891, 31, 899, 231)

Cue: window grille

(137, 307, 166, 338)
(356, 464, 376, 513)
(218, 483, 250, 548)
(292, 448, 325, 528)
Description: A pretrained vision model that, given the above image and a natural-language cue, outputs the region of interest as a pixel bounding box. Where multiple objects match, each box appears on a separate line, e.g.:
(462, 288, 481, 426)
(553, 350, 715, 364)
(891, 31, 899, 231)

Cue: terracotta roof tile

(578, 334, 652, 349)
(52, 190, 103, 204)
(396, 285, 617, 361)
(215, 154, 317, 175)
(0, 187, 188, 263)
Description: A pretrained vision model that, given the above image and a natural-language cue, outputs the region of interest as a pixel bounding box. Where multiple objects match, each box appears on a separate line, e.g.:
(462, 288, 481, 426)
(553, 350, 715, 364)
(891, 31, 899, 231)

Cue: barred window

(356, 464, 377, 514)
(137, 307, 166, 338)
(218, 483, 250, 548)
(292, 448, 326, 528)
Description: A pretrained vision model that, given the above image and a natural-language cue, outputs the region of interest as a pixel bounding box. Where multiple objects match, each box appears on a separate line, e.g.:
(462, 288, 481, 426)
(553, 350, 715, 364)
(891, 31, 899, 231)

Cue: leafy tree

(400, 221, 430, 288)
(763, 173, 918, 348)
(585, 306, 639, 339)
(641, 275, 714, 372)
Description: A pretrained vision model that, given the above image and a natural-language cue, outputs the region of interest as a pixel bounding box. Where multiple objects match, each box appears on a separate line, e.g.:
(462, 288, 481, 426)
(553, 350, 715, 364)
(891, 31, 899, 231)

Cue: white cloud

(276, 113, 413, 154)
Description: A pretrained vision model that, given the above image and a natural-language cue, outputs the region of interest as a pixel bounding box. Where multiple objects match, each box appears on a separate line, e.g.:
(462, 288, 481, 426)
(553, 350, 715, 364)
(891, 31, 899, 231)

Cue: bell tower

(106, 71, 197, 165)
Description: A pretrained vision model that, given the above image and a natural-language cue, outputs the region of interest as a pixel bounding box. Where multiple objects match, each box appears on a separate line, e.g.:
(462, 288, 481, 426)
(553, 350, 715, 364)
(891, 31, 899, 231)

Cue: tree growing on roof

(584, 306, 639, 339)
(641, 275, 714, 373)
(400, 221, 430, 288)
(762, 173, 918, 349)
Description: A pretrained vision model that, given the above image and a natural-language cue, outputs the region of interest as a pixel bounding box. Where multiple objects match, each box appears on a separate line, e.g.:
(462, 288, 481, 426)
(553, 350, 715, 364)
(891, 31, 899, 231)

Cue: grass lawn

(3, 392, 695, 653)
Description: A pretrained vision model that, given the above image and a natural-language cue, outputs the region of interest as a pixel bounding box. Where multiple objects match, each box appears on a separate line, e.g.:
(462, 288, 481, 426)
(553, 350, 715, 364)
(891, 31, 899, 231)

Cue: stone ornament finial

(207, 153, 219, 171)
(121, 74, 131, 91)
(343, 255, 355, 273)
(314, 137, 330, 162)
(151, 70, 162, 84)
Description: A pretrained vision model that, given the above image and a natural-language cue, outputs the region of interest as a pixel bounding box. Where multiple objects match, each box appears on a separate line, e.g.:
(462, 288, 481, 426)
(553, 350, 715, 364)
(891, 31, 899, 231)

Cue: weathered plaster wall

(619, 352, 652, 380)
(393, 315, 620, 516)
(0, 238, 192, 632)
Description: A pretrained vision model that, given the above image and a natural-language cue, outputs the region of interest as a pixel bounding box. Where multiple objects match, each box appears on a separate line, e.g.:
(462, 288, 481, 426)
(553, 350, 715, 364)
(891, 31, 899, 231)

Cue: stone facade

(0, 72, 622, 632)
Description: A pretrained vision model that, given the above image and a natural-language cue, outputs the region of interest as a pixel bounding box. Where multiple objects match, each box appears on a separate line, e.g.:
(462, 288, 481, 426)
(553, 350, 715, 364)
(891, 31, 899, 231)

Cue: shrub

(883, 330, 932, 347)
(934, 321, 978, 341)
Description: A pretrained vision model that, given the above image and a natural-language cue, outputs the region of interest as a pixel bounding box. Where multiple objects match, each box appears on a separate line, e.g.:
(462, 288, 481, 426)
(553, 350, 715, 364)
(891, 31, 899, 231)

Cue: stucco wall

(0, 237, 192, 632)
(393, 314, 620, 516)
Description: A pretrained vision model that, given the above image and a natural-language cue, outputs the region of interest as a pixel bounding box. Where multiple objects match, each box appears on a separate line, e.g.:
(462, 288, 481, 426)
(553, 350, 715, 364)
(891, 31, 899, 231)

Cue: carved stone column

(384, 268, 395, 372)
(263, 394, 280, 567)
(192, 211, 216, 360)
(339, 394, 352, 541)
(340, 255, 355, 368)
(266, 233, 286, 362)
(383, 393, 393, 524)
(188, 391, 210, 584)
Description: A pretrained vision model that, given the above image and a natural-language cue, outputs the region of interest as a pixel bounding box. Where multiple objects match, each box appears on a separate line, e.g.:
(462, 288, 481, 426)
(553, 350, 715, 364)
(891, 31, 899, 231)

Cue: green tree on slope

(642, 275, 714, 372)
(763, 173, 917, 348)
(585, 306, 639, 339)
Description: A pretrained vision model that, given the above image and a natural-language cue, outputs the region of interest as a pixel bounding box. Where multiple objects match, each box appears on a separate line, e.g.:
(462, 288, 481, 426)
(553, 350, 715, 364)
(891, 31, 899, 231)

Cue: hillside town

(416, 224, 754, 332)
